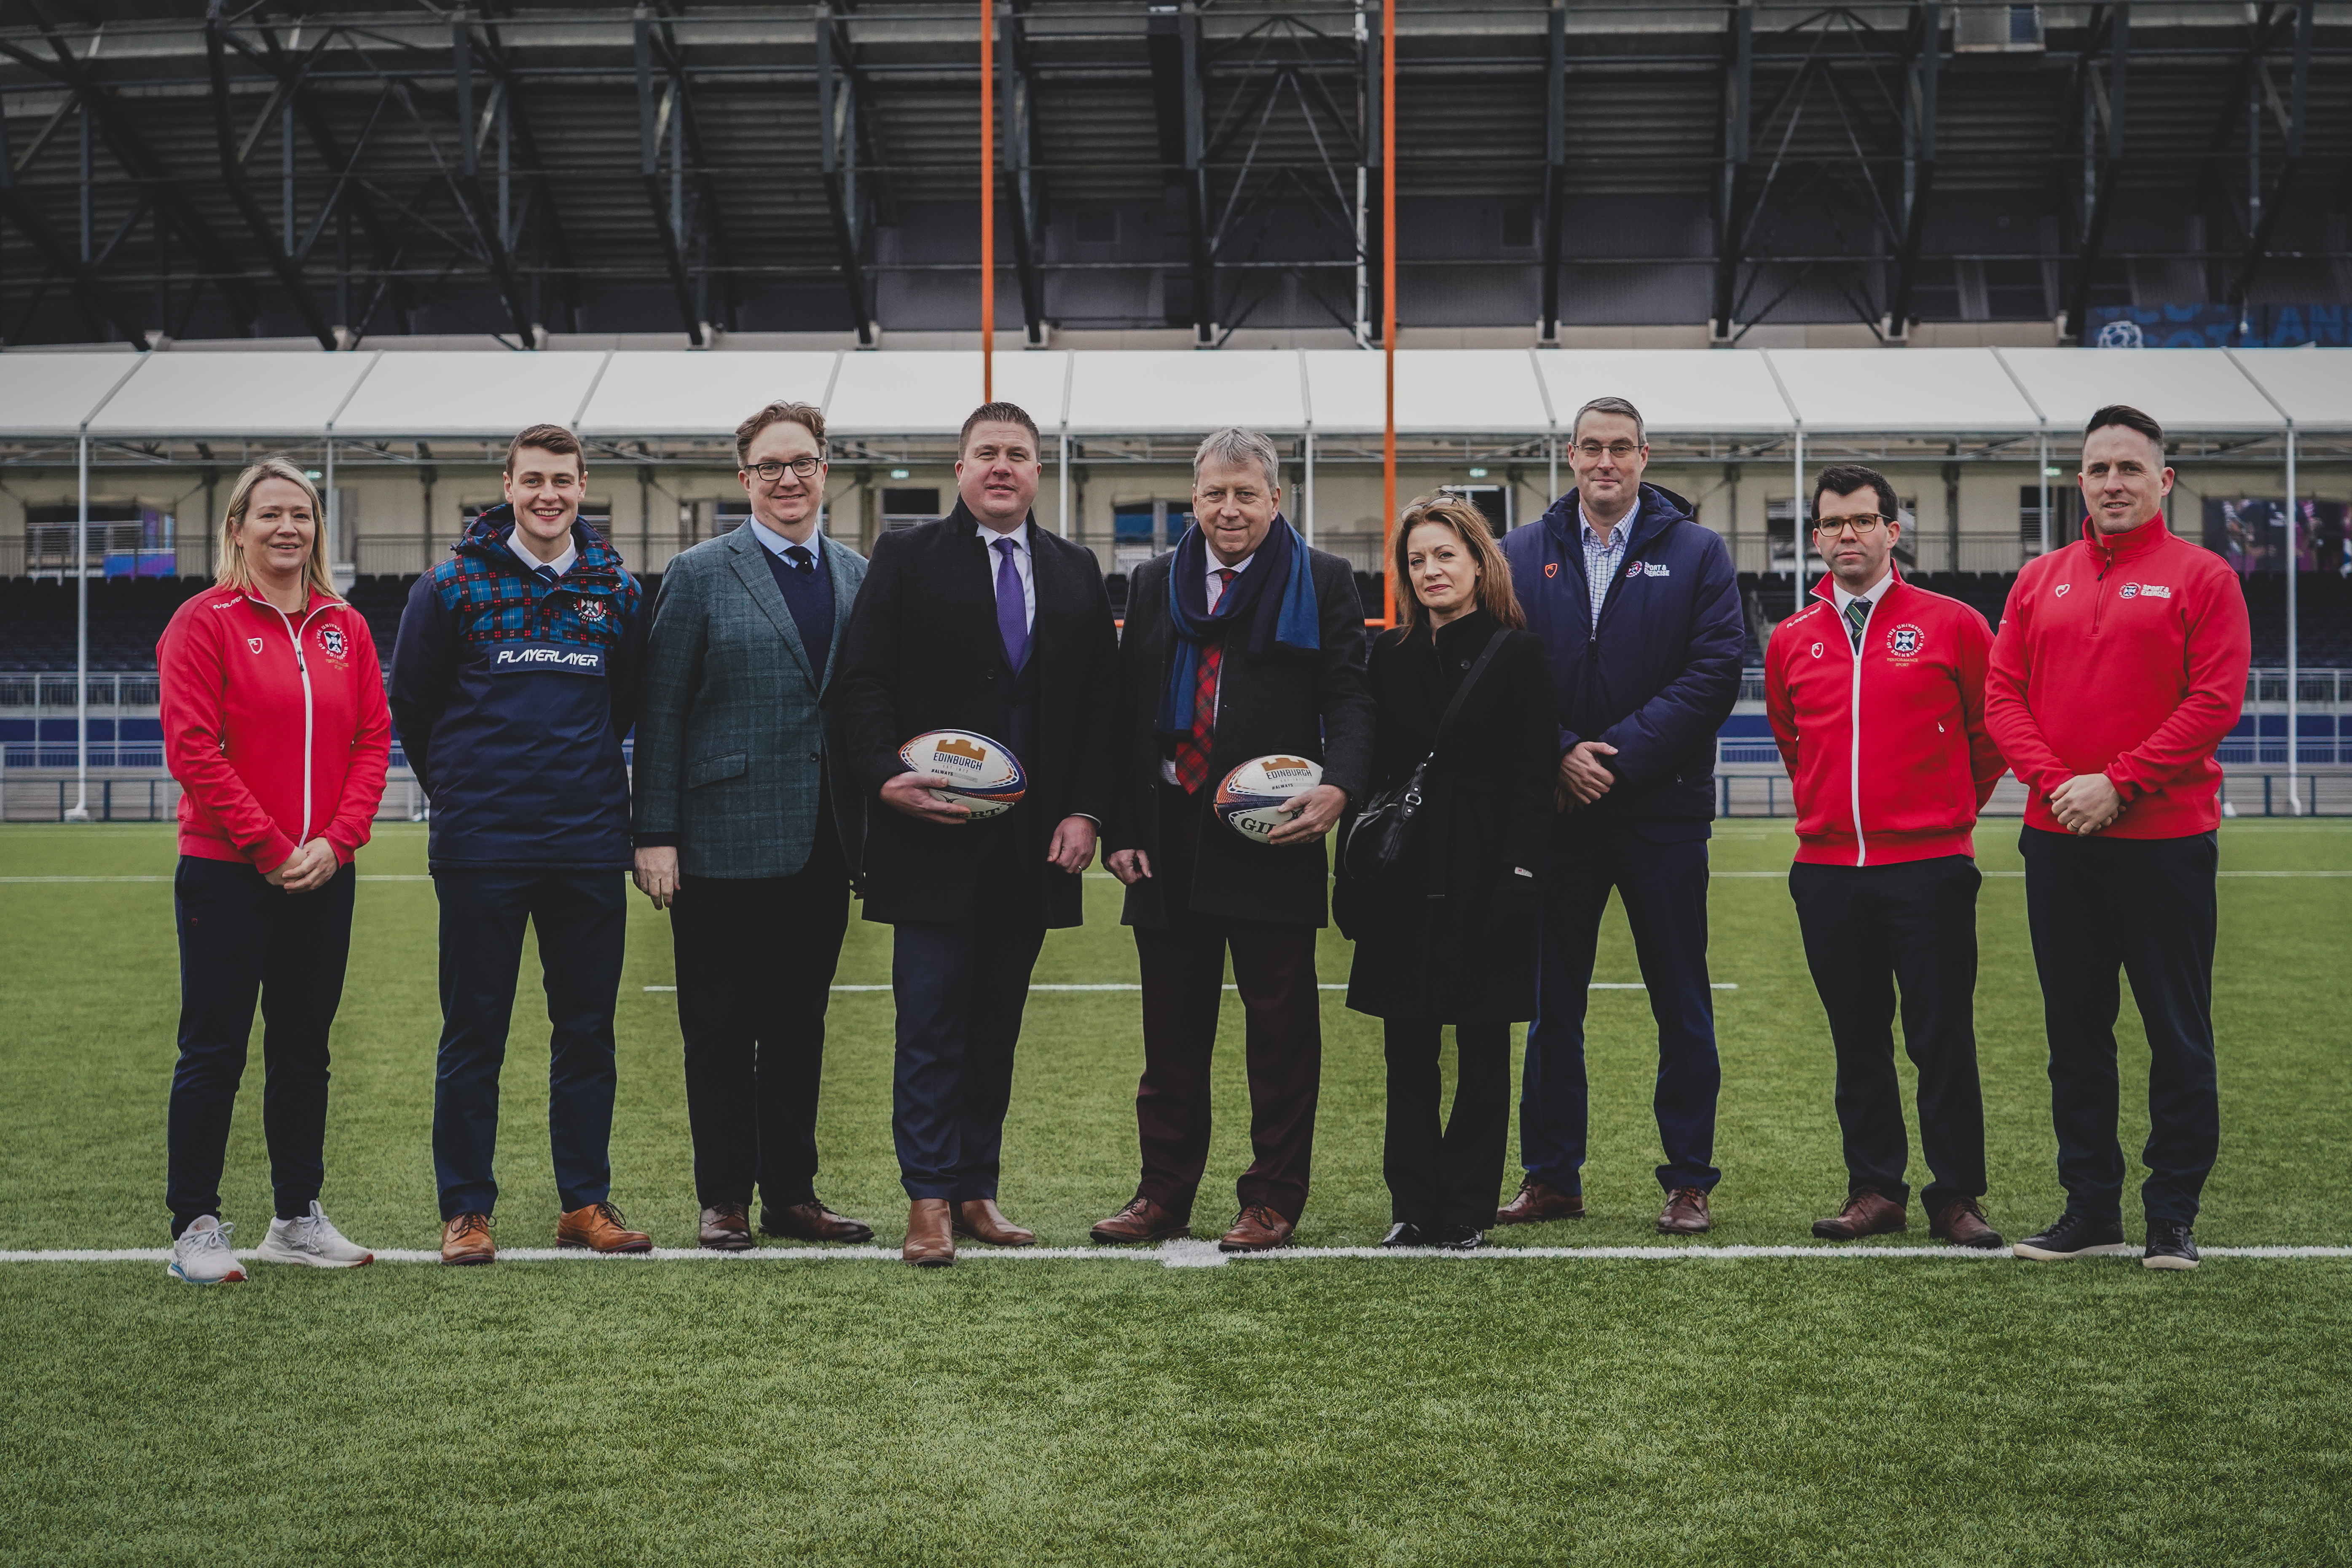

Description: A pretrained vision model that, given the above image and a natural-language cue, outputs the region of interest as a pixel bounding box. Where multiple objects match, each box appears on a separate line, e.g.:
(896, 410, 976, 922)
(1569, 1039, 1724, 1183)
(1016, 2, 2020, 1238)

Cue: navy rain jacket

(390, 504, 647, 870)
(1500, 482, 1744, 836)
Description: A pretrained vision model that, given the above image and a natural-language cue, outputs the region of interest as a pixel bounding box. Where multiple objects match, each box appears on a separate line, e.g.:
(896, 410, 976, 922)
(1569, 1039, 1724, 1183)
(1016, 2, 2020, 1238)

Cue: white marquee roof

(4, 344, 2344, 445)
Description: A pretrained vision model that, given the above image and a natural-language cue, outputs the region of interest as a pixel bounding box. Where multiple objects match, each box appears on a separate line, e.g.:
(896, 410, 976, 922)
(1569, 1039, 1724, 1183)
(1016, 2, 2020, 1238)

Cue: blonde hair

(215, 458, 338, 600)
(1390, 495, 1526, 634)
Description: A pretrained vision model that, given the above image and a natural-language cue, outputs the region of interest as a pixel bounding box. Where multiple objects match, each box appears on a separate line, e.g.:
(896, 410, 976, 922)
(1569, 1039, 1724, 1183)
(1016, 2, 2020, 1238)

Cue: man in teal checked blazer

(631, 399, 874, 1250)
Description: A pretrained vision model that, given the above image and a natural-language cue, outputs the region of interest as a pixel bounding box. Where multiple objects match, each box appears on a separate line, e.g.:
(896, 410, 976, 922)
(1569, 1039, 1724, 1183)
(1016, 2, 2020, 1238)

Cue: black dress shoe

(2013, 1212, 2128, 1260)
(1379, 1222, 1429, 1248)
(2142, 1218, 2200, 1271)
(1430, 1225, 1486, 1252)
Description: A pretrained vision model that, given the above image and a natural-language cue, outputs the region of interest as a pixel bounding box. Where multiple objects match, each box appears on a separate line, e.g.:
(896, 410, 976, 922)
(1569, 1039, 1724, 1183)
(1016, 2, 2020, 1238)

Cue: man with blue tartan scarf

(1095, 428, 1374, 1253)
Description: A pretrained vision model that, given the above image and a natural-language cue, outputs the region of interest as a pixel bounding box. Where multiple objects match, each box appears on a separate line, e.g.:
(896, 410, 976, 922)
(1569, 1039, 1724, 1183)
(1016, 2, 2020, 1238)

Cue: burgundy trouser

(1132, 785, 1323, 1225)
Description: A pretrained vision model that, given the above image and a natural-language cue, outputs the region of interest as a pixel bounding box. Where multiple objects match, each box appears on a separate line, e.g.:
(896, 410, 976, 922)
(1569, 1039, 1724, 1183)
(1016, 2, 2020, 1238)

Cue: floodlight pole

(66, 432, 90, 822)
(2037, 428, 2051, 556)
(1792, 425, 1805, 608)
(1380, 0, 1396, 627)
(325, 437, 338, 583)
(1058, 428, 1071, 538)
(980, 0, 995, 403)
(1303, 428, 1316, 547)
(2287, 420, 2300, 812)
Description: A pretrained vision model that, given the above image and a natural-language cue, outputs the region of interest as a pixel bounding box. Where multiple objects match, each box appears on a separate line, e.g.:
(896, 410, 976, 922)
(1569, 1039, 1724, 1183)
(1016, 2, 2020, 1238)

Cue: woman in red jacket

(156, 458, 390, 1284)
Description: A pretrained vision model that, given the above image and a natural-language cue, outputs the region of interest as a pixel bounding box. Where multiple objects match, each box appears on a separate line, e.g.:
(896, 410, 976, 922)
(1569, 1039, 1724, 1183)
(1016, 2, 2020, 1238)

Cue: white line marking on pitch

(4, 1242, 2345, 1268)
(11, 870, 2344, 885)
(640, 982, 1742, 994)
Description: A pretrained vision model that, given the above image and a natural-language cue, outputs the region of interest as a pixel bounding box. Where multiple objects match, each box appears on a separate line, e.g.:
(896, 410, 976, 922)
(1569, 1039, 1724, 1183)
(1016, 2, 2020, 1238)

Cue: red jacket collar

(1808, 560, 1905, 607)
(2077, 512, 2170, 564)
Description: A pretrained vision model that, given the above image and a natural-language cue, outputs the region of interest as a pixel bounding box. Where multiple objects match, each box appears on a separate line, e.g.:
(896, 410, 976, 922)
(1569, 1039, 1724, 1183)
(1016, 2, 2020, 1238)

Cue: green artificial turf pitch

(1, 819, 2347, 1565)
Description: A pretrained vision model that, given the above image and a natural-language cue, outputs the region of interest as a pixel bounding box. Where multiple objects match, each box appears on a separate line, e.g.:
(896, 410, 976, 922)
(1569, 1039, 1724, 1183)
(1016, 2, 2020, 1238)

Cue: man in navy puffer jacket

(391, 423, 653, 1264)
(1496, 396, 1744, 1235)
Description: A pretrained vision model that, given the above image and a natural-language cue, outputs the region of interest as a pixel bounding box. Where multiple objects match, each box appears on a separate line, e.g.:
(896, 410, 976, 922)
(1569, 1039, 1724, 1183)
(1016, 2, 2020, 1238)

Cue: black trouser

(670, 832, 851, 1211)
(431, 866, 628, 1220)
(166, 855, 356, 1238)
(891, 829, 1047, 1203)
(1382, 1019, 1512, 1230)
(1789, 855, 1987, 1215)
(2020, 827, 2220, 1225)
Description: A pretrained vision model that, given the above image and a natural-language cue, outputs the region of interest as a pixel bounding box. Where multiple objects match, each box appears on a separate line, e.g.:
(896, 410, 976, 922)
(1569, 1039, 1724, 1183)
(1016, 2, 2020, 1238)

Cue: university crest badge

(319, 626, 347, 659)
(1886, 624, 1924, 658)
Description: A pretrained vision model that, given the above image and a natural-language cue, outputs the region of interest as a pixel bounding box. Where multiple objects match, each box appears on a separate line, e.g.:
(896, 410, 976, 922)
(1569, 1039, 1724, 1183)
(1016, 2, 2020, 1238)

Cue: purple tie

(994, 535, 1029, 670)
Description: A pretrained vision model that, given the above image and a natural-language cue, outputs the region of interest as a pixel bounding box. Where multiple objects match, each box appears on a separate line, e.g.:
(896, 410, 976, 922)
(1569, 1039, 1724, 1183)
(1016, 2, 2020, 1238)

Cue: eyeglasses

(1573, 440, 1642, 461)
(1814, 513, 1889, 538)
(746, 457, 823, 482)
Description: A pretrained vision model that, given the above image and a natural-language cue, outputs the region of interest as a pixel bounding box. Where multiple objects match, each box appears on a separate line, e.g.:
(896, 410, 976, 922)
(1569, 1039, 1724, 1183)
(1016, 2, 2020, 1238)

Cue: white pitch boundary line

(5, 1242, 2347, 1268)
(10, 870, 2348, 885)
(639, 982, 1742, 994)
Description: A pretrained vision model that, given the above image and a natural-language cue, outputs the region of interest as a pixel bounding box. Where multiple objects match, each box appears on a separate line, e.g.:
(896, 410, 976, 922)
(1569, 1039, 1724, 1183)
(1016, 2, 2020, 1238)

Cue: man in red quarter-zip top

(1766, 464, 2008, 1252)
(1986, 405, 2250, 1273)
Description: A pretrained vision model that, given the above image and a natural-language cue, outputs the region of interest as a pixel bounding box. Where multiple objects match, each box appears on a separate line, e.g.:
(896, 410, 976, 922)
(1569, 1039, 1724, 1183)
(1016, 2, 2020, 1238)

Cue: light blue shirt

(747, 515, 821, 561)
(1579, 505, 1632, 629)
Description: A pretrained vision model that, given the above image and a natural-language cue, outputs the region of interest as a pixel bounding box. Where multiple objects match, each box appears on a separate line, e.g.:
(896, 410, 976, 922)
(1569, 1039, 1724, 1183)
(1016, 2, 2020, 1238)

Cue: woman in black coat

(1336, 495, 1557, 1250)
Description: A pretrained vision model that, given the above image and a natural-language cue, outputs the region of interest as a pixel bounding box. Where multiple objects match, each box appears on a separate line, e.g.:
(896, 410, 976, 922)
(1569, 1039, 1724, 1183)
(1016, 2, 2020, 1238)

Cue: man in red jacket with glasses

(1766, 463, 2008, 1250)
(1987, 404, 2251, 1272)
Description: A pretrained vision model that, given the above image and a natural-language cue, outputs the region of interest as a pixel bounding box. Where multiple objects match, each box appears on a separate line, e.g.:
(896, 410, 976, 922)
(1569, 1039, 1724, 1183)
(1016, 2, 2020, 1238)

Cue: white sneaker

(168, 1215, 247, 1284)
(257, 1201, 375, 1269)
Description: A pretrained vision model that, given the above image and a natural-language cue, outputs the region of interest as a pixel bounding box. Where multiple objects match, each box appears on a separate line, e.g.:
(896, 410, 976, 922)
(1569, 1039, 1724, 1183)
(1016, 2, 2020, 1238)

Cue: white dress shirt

(1159, 550, 1253, 785)
(508, 527, 577, 581)
(978, 519, 1036, 632)
(1832, 567, 1896, 624)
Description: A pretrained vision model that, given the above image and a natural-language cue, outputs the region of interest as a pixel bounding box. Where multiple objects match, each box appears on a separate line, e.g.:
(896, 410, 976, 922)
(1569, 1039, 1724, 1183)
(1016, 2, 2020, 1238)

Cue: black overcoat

(1340, 609, 1556, 1022)
(828, 504, 1119, 929)
(1107, 541, 1375, 930)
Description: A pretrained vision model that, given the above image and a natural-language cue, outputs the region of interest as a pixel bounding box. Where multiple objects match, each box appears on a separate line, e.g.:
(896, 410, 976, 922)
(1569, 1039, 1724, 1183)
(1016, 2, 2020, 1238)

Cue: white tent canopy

(4, 344, 2347, 442)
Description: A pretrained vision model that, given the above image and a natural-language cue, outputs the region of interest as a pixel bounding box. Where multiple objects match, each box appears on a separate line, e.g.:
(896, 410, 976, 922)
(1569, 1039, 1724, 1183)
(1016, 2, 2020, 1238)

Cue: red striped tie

(1172, 569, 1235, 793)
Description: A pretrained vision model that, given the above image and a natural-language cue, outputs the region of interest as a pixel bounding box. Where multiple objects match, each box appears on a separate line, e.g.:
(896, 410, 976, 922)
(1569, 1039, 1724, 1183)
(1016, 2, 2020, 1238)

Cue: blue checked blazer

(630, 523, 867, 879)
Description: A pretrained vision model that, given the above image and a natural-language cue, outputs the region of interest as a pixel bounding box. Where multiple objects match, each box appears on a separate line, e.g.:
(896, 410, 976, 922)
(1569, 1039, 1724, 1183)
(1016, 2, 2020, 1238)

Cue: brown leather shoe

(1090, 1196, 1191, 1245)
(698, 1203, 753, 1252)
(440, 1212, 495, 1267)
(952, 1198, 1036, 1247)
(759, 1198, 875, 1244)
(1495, 1177, 1586, 1225)
(1217, 1204, 1295, 1253)
(1656, 1186, 1712, 1235)
(1811, 1189, 1908, 1240)
(904, 1198, 955, 1267)
(556, 1201, 653, 1254)
(1930, 1196, 2006, 1250)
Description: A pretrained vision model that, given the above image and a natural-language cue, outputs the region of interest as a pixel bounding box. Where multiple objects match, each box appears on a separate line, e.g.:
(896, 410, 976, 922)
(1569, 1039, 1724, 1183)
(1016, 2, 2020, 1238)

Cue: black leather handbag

(1339, 625, 1511, 885)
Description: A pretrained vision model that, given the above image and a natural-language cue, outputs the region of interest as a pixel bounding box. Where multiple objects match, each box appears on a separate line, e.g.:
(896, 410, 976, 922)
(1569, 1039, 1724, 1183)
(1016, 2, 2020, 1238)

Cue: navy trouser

(431, 866, 627, 1220)
(890, 837, 1046, 1203)
(2020, 827, 2220, 1225)
(1521, 827, 1722, 1194)
(166, 855, 356, 1238)
(1789, 855, 1987, 1214)
(671, 830, 851, 1210)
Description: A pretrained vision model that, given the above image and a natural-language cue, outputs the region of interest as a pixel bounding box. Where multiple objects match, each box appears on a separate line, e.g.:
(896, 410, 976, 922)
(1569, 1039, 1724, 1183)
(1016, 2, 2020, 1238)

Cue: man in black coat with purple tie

(829, 401, 1119, 1267)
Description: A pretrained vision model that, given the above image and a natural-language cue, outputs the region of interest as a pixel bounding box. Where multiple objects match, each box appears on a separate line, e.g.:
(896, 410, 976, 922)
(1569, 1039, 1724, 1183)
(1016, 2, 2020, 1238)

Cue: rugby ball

(1215, 754, 1325, 844)
(898, 729, 1027, 820)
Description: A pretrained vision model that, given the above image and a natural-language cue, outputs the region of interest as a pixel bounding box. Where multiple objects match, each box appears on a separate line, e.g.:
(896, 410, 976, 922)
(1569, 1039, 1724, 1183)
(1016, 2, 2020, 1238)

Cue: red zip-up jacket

(158, 584, 392, 872)
(1765, 569, 2005, 866)
(1985, 515, 2250, 840)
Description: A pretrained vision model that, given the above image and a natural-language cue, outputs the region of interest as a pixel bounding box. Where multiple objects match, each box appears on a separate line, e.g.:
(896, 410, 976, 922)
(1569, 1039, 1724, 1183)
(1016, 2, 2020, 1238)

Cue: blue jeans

(166, 855, 356, 1237)
(430, 866, 627, 1219)
(1520, 828, 1722, 1195)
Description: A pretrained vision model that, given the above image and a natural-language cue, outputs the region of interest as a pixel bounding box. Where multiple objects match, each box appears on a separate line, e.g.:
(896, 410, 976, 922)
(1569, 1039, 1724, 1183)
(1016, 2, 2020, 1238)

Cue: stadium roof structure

(2, 346, 2347, 453)
(0, 3, 2345, 351)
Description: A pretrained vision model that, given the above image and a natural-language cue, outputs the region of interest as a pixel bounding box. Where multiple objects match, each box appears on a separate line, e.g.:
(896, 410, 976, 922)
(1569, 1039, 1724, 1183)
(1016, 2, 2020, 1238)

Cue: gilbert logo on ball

(898, 729, 1027, 820)
(1215, 754, 1325, 844)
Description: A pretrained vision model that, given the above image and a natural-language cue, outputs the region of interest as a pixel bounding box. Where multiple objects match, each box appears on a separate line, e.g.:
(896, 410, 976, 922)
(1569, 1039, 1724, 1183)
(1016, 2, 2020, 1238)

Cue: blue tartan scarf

(1154, 514, 1321, 740)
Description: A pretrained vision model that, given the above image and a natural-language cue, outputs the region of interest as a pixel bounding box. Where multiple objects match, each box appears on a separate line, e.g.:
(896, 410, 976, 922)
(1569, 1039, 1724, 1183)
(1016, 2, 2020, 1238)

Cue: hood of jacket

(457, 502, 632, 596)
(1537, 482, 1696, 557)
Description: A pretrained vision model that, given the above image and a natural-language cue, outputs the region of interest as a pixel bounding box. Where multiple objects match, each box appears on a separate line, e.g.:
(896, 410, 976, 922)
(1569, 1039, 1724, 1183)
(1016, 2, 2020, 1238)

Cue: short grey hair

(1193, 426, 1282, 494)
(1571, 396, 1647, 448)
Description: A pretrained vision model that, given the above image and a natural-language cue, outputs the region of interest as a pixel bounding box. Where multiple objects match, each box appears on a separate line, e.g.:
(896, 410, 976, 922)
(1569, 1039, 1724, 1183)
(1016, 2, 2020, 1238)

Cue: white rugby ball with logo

(1215, 754, 1325, 844)
(898, 729, 1027, 820)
